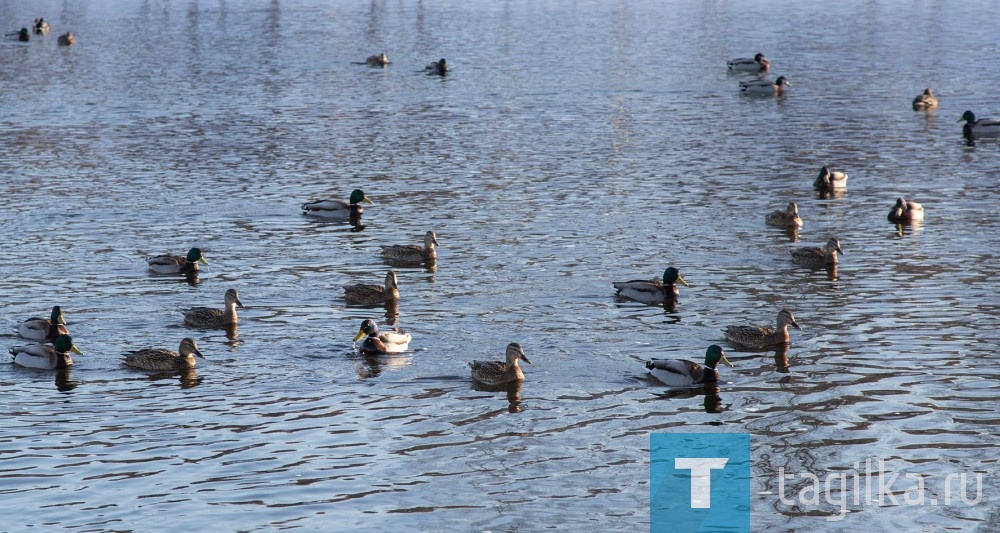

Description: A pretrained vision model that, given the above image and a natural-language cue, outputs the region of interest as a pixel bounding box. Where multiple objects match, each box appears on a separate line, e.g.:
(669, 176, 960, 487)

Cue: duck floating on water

(912, 88, 937, 111)
(791, 237, 843, 268)
(645, 345, 732, 387)
(765, 201, 804, 228)
(353, 319, 411, 354)
(123, 337, 204, 371)
(425, 58, 448, 76)
(16, 306, 69, 341)
(302, 189, 372, 218)
(184, 288, 243, 328)
(813, 166, 848, 191)
(727, 53, 769, 73)
(740, 76, 789, 96)
(34, 18, 50, 35)
(380, 230, 438, 264)
(344, 271, 400, 304)
(958, 110, 1000, 140)
(147, 247, 207, 274)
(888, 197, 924, 223)
(10, 334, 82, 369)
(366, 52, 388, 66)
(469, 342, 530, 385)
(724, 309, 801, 348)
(57, 32, 74, 46)
(612, 267, 688, 304)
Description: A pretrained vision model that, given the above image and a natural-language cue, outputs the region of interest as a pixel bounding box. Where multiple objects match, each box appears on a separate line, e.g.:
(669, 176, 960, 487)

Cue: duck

(958, 110, 1000, 140)
(425, 58, 448, 75)
(16, 306, 69, 341)
(183, 288, 244, 328)
(912, 88, 937, 111)
(724, 309, 801, 348)
(17, 28, 30, 41)
(380, 230, 438, 264)
(57, 32, 74, 46)
(888, 197, 925, 223)
(645, 345, 733, 387)
(612, 267, 689, 304)
(353, 319, 411, 354)
(344, 271, 399, 304)
(469, 342, 531, 385)
(10, 335, 82, 369)
(739, 76, 790, 96)
(146, 247, 207, 274)
(791, 237, 844, 268)
(123, 337, 204, 371)
(727, 53, 769, 73)
(33, 18, 50, 35)
(366, 52, 388, 66)
(813, 166, 848, 191)
(301, 189, 372, 218)
(765, 201, 804, 227)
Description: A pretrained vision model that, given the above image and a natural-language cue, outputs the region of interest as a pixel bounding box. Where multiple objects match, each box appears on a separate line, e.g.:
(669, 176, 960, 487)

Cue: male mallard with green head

(645, 345, 733, 387)
(724, 309, 801, 348)
(958, 110, 1000, 140)
(740, 76, 790, 96)
(302, 189, 372, 218)
(147, 247, 207, 274)
(353, 319, 411, 354)
(123, 337, 204, 371)
(17, 306, 69, 341)
(425, 58, 448, 75)
(612, 267, 688, 304)
(10, 334, 82, 369)
(469, 342, 531, 385)
(184, 288, 243, 328)
(727, 53, 769, 73)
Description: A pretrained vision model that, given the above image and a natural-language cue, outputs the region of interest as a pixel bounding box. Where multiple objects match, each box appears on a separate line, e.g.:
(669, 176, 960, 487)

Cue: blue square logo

(650, 433, 750, 533)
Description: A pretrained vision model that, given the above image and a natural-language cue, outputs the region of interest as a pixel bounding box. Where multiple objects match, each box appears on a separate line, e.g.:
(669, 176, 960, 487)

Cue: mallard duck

(888, 197, 924, 223)
(958, 110, 1000, 139)
(353, 319, 411, 354)
(343, 271, 399, 304)
(17, 306, 69, 341)
(366, 52, 388, 66)
(739, 76, 790, 96)
(380, 230, 438, 264)
(645, 345, 733, 387)
(10, 335, 82, 369)
(146, 247, 207, 274)
(301, 189, 372, 218)
(912, 88, 937, 111)
(469, 342, 531, 385)
(727, 53, 769, 73)
(791, 237, 844, 268)
(123, 337, 204, 371)
(17, 28, 30, 41)
(765, 201, 804, 227)
(612, 267, 689, 303)
(724, 309, 801, 348)
(184, 288, 243, 328)
(813, 166, 848, 191)
(33, 18, 50, 35)
(57, 32, 74, 46)
(425, 58, 448, 75)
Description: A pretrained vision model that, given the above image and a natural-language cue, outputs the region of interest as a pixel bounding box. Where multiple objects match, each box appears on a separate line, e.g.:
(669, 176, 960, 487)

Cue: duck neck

(224, 302, 239, 322)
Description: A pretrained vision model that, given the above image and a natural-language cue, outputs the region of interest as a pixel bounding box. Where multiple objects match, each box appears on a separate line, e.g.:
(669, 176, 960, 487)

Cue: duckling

(301, 189, 372, 218)
(727, 53, 769, 73)
(57, 32, 74, 46)
(791, 237, 844, 268)
(184, 288, 243, 328)
(739, 76, 790, 96)
(612, 267, 689, 304)
(645, 345, 733, 387)
(380, 230, 438, 264)
(10, 335, 82, 369)
(353, 319, 411, 354)
(366, 52, 389, 66)
(765, 201, 804, 227)
(888, 197, 925, 223)
(343, 271, 399, 304)
(469, 342, 531, 385)
(33, 18, 50, 35)
(425, 58, 448, 75)
(123, 337, 204, 371)
(912, 88, 937, 111)
(813, 166, 848, 191)
(958, 110, 1000, 140)
(146, 247, 207, 274)
(16, 306, 69, 341)
(724, 309, 801, 348)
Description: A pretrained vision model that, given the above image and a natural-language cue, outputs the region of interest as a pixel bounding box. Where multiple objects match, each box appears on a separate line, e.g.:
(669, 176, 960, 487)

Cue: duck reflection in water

(472, 379, 524, 413)
(55, 368, 79, 392)
(772, 344, 791, 374)
(651, 383, 728, 414)
(355, 352, 411, 379)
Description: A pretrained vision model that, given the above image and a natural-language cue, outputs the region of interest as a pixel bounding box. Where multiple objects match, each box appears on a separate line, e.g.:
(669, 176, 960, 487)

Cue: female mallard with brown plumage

(912, 88, 938, 110)
(380, 231, 438, 264)
(765, 201, 803, 227)
(612, 267, 688, 304)
(184, 288, 243, 328)
(366, 52, 388, 66)
(724, 309, 801, 348)
(123, 337, 204, 371)
(469, 342, 531, 385)
(10, 335, 82, 369)
(645, 345, 732, 387)
(16, 306, 69, 341)
(888, 197, 925, 223)
(353, 319, 411, 354)
(302, 189, 373, 218)
(791, 237, 844, 268)
(147, 247, 207, 274)
(57, 32, 74, 46)
(344, 271, 399, 304)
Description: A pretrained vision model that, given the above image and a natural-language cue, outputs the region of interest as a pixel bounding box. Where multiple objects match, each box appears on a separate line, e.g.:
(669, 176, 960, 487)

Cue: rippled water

(2, 1, 999, 531)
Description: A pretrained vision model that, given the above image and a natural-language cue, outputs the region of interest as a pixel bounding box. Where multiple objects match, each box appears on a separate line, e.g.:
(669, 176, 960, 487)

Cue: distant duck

(888, 197, 925, 223)
(645, 345, 733, 387)
(727, 53, 769, 73)
(146, 247, 207, 274)
(17, 28, 30, 41)
(724, 309, 801, 348)
(380, 230, 438, 264)
(765, 201, 804, 227)
(469, 342, 531, 385)
(123, 337, 204, 372)
(184, 288, 243, 328)
(813, 166, 848, 191)
(366, 52, 389, 66)
(301, 189, 372, 218)
(33, 18, 50, 35)
(425, 58, 448, 75)
(343, 270, 400, 304)
(17, 306, 69, 341)
(353, 319, 411, 354)
(912, 88, 937, 111)
(740, 76, 790, 96)
(57, 32, 74, 46)
(958, 110, 1000, 140)
(612, 267, 689, 304)
(10, 335, 82, 370)
(791, 237, 844, 268)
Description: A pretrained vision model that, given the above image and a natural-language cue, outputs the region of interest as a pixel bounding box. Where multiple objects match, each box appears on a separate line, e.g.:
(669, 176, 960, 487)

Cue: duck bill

(353, 330, 367, 342)
(199, 257, 209, 265)
(194, 349, 206, 359)
(677, 275, 689, 287)
(363, 196, 374, 205)
(70, 345, 84, 355)
(520, 354, 532, 364)
(236, 298, 245, 308)
(720, 354, 734, 367)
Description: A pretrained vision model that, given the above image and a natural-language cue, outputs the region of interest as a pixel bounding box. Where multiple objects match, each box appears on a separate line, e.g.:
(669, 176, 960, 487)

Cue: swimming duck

(958, 110, 1000, 140)
(123, 337, 204, 371)
(380, 230, 438, 264)
(645, 345, 733, 387)
(612, 267, 689, 304)
(469, 342, 531, 385)
(791, 237, 844, 268)
(425, 58, 448, 75)
(57, 32, 74, 46)
(813, 166, 848, 191)
(344, 271, 399, 304)
(353, 319, 411, 354)
(301, 189, 372, 218)
(727, 53, 769, 73)
(146, 247, 207, 274)
(912, 88, 937, 111)
(724, 309, 801, 348)
(739, 76, 790, 96)
(33, 18, 50, 35)
(888, 197, 925, 223)
(17, 28, 30, 41)
(765, 201, 804, 227)
(16, 306, 69, 341)
(184, 288, 243, 328)
(10, 335, 82, 369)
(366, 52, 388, 66)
